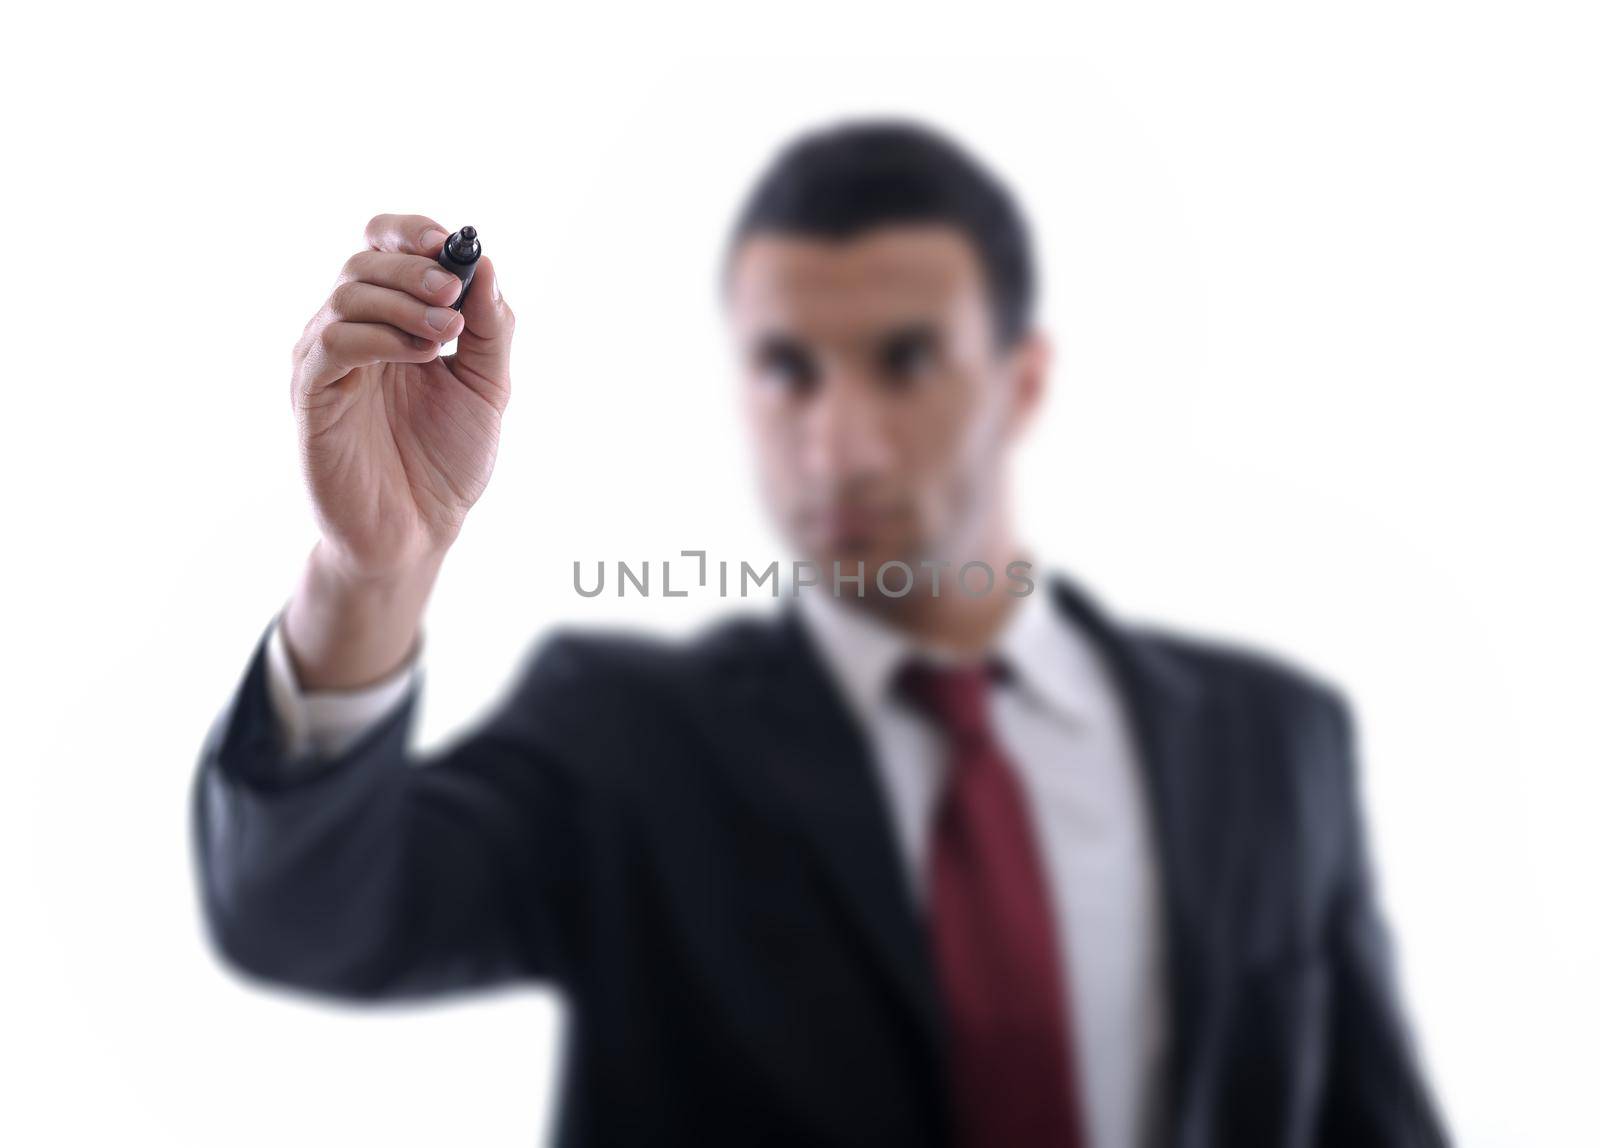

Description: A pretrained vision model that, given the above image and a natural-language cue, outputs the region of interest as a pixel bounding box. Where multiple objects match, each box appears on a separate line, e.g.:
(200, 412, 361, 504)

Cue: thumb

(448, 255, 514, 394)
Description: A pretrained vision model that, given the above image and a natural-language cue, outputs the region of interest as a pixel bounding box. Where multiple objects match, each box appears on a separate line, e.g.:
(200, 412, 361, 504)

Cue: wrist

(313, 534, 452, 590)
(282, 540, 445, 690)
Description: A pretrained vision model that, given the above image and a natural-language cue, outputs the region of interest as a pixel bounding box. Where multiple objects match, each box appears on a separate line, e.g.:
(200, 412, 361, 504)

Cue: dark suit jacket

(191, 573, 1449, 1147)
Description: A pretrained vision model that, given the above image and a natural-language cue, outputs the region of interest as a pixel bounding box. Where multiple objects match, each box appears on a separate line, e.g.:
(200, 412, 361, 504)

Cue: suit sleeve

(1315, 689, 1452, 1147)
(191, 615, 593, 1001)
(263, 614, 420, 762)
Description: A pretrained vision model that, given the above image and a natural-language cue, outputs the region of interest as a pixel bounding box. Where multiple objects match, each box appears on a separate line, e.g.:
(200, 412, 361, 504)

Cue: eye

(879, 329, 939, 388)
(754, 339, 819, 397)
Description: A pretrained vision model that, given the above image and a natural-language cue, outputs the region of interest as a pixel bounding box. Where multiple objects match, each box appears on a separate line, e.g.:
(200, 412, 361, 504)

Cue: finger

(327, 280, 465, 343)
(363, 213, 450, 257)
(338, 250, 464, 307)
(448, 255, 514, 395)
(300, 321, 441, 391)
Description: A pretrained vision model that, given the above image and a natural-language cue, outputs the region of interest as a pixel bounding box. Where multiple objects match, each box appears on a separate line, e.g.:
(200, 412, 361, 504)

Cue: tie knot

(895, 658, 1003, 747)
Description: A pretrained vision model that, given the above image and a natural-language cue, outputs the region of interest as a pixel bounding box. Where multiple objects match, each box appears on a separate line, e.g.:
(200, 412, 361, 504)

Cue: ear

(1003, 328, 1051, 439)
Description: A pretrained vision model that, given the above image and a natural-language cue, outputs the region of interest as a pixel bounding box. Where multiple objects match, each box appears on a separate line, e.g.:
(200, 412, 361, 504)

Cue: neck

(861, 519, 1032, 657)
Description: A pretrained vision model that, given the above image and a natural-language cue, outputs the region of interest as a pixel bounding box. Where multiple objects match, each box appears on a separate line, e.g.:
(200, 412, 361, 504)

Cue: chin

(803, 537, 930, 594)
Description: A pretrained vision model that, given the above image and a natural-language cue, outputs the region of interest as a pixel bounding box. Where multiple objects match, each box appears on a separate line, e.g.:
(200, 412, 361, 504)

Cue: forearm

(281, 538, 446, 690)
(194, 614, 575, 999)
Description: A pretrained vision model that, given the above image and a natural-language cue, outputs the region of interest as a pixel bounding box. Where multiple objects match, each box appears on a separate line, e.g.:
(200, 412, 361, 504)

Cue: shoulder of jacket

(1132, 620, 1351, 725)
(516, 607, 789, 691)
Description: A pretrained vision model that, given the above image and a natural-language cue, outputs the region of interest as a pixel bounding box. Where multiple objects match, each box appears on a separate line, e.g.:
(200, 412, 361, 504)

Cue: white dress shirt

(262, 577, 1167, 1148)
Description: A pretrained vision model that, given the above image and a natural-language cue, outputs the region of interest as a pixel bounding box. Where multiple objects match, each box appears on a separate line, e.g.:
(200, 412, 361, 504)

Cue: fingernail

(424, 306, 455, 332)
(421, 228, 448, 249)
(422, 268, 455, 295)
(491, 272, 501, 303)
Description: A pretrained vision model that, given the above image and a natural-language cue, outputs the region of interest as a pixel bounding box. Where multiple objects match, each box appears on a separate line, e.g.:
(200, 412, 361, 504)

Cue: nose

(800, 365, 894, 487)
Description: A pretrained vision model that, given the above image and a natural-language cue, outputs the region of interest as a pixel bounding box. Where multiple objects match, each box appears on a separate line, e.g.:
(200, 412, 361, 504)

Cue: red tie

(898, 659, 1088, 1148)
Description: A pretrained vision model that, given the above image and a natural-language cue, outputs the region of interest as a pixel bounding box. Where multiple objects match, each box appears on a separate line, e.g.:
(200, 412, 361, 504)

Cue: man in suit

(192, 120, 1449, 1147)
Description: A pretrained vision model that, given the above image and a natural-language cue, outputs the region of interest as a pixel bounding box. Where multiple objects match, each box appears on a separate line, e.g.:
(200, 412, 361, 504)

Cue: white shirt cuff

(264, 614, 421, 762)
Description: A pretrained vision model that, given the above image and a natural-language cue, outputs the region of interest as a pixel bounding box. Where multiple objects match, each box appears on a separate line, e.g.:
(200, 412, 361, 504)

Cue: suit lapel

(1046, 573, 1237, 1137)
(708, 609, 949, 1081)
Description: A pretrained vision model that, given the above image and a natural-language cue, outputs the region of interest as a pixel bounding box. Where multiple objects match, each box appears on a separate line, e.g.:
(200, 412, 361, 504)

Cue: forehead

(726, 224, 989, 343)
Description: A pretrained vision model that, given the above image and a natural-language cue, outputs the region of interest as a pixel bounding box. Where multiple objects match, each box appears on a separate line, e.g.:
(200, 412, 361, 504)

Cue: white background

(2, 2, 1595, 1144)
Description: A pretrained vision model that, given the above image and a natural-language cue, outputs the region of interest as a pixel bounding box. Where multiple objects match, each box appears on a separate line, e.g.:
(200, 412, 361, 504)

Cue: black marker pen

(437, 225, 482, 311)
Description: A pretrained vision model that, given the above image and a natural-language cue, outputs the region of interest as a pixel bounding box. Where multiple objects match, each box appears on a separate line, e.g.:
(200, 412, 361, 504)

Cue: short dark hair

(723, 118, 1038, 350)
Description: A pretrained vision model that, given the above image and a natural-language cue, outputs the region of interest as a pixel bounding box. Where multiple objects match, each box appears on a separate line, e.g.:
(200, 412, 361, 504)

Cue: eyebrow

(750, 321, 943, 356)
(751, 332, 813, 363)
(876, 322, 942, 356)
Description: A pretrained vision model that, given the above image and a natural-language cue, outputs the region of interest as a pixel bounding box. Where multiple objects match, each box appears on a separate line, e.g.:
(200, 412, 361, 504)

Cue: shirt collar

(794, 584, 914, 727)
(794, 569, 1098, 729)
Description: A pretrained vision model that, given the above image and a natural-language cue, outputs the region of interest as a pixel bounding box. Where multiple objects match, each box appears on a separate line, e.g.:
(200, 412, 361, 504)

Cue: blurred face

(727, 224, 1046, 593)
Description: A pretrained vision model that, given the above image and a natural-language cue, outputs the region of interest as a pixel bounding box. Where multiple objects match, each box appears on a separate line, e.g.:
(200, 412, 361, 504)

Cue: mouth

(800, 503, 908, 549)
